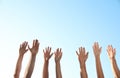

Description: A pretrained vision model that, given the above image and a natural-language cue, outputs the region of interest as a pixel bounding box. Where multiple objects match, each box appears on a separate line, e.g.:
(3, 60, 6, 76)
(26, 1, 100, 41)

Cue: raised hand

(107, 45, 116, 59)
(92, 42, 102, 58)
(23, 39, 39, 78)
(92, 42, 104, 78)
(55, 48, 63, 78)
(43, 47, 53, 62)
(76, 47, 88, 64)
(76, 47, 88, 78)
(106, 45, 120, 78)
(54, 48, 62, 63)
(19, 41, 28, 56)
(28, 39, 39, 55)
(43, 47, 53, 78)
(14, 41, 28, 78)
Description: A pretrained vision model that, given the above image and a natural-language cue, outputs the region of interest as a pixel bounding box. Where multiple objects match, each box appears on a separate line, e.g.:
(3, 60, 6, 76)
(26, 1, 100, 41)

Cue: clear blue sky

(0, 0, 120, 78)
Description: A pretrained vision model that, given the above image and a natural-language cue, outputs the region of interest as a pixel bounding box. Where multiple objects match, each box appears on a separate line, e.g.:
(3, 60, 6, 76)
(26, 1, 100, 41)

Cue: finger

(43, 49, 45, 53)
(37, 42, 40, 49)
(59, 52, 62, 58)
(93, 42, 96, 48)
(86, 52, 89, 57)
(108, 45, 112, 52)
(22, 42, 25, 47)
(50, 53, 53, 58)
(110, 45, 112, 50)
(24, 42, 27, 48)
(107, 45, 110, 50)
(60, 48, 62, 52)
(94, 42, 96, 49)
(37, 41, 40, 46)
(81, 47, 83, 53)
(20, 44, 22, 49)
(79, 47, 80, 53)
(106, 48, 109, 53)
(113, 48, 116, 55)
(76, 51, 79, 56)
(36, 39, 38, 44)
(55, 51, 58, 57)
(57, 49, 59, 54)
(25, 49, 28, 52)
(46, 47, 48, 52)
(97, 42, 99, 47)
(48, 46, 49, 50)
(50, 47, 51, 53)
(22, 41, 25, 47)
(96, 42, 98, 48)
(35, 39, 38, 46)
(93, 42, 96, 49)
(48, 46, 50, 52)
(34, 40, 36, 46)
(28, 45, 31, 50)
(26, 42, 28, 46)
(100, 47, 102, 52)
(83, 47, 85, 54)
(107, 45, 109, 50)
(54, 52, 57, 58)
(80, 47, 82, 53)
(57, 48, 59, 52)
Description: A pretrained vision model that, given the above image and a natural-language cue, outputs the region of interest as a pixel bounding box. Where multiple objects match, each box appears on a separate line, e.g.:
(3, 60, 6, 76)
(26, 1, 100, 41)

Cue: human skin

(43, 47, 53, 78)
(92, 42, 104, 78)
(54, 48, 62, 78)
(107, 45, 120, 78)
(14, 41, 28, 78)
(76, 47, 88, 78)
(24, 39, 39, 78)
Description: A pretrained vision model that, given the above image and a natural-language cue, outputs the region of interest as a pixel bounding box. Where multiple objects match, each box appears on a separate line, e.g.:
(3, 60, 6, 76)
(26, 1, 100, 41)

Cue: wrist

(80, 62, 85, 67)
(19, 54, 24, 57)
(110, 57, 115, 61)
(95, 55, 100, 59)
(55, 61, 60, 64)
(80, 65, 85, 68)
(31, 52, 38, 56)
(79, 60, 86, 64)
(18, 54, 24, 60)
(31, 54, 36, 59)
(44, 59, 49, 63)
(31, 53, 37, 57)
(44, 60, 49, 66)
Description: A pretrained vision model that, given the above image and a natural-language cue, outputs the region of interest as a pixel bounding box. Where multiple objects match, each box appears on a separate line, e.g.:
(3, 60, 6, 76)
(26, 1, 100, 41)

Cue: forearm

(110, 58, 120, 78)
(24, 55, 36, 78)
(43, 61, 49, 78)
(95, 57, 104, 78)
(56, 62, 62, 78)
(80, 63, 88, 78)
(14, 55, 24, 78)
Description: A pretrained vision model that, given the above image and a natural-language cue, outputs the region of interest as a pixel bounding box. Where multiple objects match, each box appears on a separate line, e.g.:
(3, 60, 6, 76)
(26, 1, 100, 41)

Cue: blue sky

(0, 0, 120, 78)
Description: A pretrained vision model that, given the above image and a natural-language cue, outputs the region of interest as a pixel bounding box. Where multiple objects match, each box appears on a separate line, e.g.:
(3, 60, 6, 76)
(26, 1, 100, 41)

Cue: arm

(76, 47, 88, 78)
(92, 42, 104, 78)
(43, 47, 53, 78)
(54, 48, 62, 78)
(107, 45, 120, 78)
(24, 39, 39, 78)
(14, 41, 28, 78)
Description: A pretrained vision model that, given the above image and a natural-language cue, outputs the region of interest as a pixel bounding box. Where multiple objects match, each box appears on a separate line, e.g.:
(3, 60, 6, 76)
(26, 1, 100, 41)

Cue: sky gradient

(0, 0, 120, 78)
